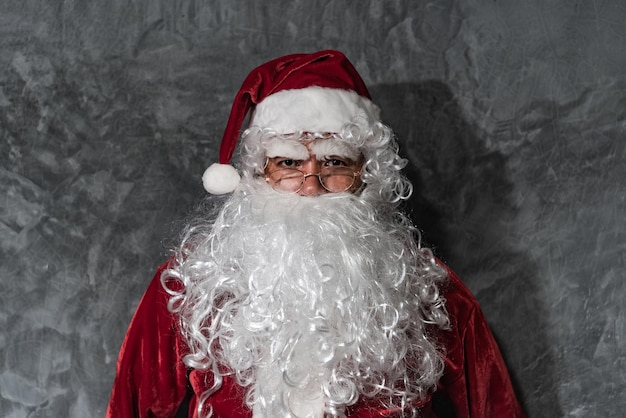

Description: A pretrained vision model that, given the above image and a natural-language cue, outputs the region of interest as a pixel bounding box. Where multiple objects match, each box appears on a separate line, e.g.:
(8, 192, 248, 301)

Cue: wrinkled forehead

(264, 135, 361, 161)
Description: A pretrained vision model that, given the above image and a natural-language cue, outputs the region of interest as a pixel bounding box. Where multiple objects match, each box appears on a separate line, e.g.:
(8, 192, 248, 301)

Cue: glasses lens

(320, 167, 356, 192)
(268, 169, 304, 192)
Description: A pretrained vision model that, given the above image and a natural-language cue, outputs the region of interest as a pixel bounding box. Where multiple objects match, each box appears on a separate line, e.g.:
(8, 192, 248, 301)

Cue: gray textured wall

(1, 1, 624, 417)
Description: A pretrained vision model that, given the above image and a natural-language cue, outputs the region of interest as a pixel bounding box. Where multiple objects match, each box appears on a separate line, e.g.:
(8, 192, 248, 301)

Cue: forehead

(264, 136, 360, 160)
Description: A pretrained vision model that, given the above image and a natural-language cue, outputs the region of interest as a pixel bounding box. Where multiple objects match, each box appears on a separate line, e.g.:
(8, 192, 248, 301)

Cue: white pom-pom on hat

(202, 163, 240, 194)
(202, 50, 379, 194)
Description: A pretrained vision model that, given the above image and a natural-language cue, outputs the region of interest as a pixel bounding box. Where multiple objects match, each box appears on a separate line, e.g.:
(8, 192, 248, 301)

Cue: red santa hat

(202, 50, 380, 194)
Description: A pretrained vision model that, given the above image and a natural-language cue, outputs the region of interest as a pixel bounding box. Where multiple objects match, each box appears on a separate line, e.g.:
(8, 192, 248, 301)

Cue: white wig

(163, 122, 449, 417)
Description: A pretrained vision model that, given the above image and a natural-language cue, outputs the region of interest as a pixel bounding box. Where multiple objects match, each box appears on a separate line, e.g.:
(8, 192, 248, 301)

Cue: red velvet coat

(106, 262, 525, 417)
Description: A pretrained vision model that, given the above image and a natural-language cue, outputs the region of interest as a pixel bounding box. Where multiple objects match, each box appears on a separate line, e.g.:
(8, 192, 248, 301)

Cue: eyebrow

(309, 139, 360, 161)
(264, 138, 309, 160)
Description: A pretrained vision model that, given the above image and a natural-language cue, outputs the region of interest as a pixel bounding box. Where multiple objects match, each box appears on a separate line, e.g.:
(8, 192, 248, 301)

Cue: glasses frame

(264, 166, 362, 193)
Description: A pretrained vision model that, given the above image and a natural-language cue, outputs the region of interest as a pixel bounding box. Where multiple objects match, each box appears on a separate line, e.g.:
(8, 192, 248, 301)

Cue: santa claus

(106, 50, 525, 417)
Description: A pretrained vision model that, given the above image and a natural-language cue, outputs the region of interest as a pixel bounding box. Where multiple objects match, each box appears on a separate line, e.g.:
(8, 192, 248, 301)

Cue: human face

(264, 139, 363, 196)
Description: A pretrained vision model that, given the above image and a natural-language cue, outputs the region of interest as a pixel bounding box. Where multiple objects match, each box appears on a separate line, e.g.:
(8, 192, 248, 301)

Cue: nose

(298, 159, 327, 196)
(299, 174, 327, 196)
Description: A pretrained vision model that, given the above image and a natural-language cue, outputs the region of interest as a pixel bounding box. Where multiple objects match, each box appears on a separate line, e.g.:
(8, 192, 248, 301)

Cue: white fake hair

(162, 122, 449, 417)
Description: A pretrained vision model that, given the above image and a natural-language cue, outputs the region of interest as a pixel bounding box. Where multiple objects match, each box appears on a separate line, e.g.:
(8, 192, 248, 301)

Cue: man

(107, 50, 524, 417)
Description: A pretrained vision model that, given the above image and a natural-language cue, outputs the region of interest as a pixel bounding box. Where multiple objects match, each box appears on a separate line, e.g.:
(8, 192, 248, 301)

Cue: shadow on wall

(370, 81, 562, 417)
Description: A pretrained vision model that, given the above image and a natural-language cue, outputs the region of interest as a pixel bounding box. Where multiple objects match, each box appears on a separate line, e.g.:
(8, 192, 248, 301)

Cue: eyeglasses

(265, 166, 361, 193)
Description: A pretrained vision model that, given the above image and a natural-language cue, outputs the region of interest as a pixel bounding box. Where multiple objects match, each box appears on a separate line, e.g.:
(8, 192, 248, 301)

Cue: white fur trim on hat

(250, 86, 380, 134)
(202, 163, 241, 194)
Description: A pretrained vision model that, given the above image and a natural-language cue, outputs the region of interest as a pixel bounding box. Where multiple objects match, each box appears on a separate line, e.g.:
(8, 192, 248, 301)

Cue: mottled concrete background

(1, 1, 624, 417)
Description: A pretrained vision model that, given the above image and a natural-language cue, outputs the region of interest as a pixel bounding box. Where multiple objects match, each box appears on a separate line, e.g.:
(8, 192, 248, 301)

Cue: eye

(323, 158, 349, 167)
(276, 159, 300, 168)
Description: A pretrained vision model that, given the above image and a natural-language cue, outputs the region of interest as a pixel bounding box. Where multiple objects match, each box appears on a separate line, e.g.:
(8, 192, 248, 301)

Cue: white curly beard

(168, 179, 448, 417)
